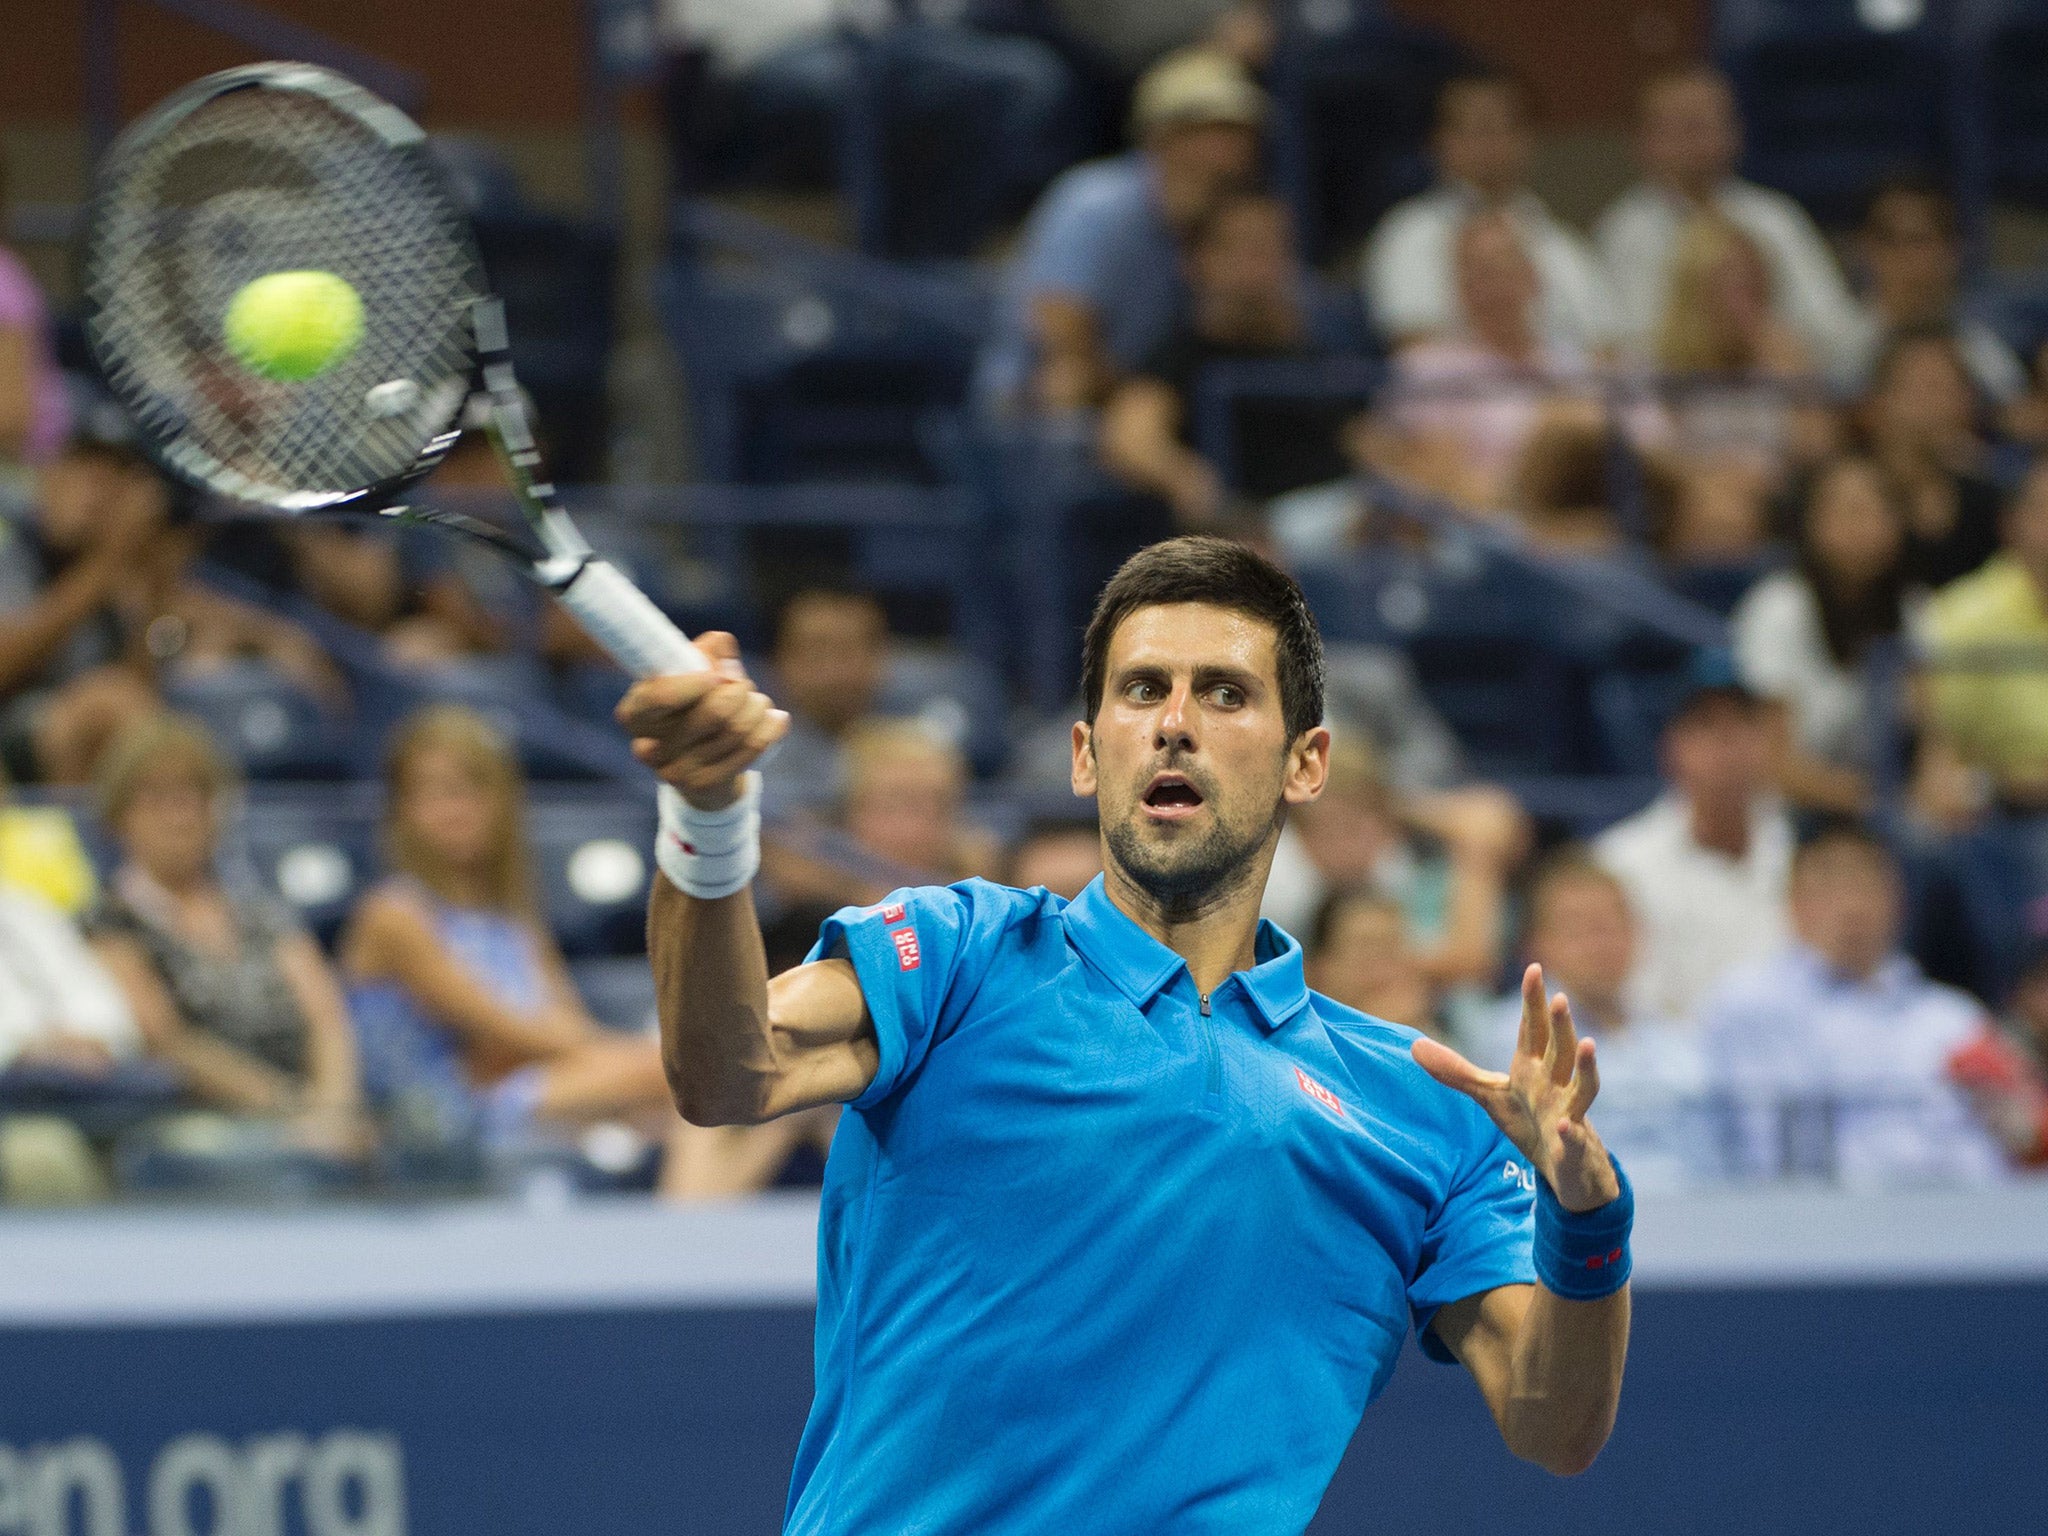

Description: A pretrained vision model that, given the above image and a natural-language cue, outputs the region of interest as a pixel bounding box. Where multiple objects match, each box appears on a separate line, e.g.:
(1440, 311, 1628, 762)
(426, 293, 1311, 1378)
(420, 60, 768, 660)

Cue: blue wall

(3, 1280, 2040, 1535)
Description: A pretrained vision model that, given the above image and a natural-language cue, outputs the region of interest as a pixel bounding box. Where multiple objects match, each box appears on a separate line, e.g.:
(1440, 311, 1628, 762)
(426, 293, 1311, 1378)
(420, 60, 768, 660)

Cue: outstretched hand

(1411, 964, 1620, 1213)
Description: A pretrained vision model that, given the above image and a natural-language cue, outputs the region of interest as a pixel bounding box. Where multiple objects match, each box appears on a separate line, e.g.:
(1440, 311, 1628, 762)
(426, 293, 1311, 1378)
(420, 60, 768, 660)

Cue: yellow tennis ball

(222, 270, 364, 382)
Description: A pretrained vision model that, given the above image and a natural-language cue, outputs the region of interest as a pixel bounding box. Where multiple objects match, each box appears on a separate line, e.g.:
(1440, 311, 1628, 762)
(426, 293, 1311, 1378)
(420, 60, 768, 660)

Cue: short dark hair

(1434, 69, 1528, 133)
(1080, 536, 1325, 741)
(1791, 819, 1896, 879)
(1862, 171, 1956, 238)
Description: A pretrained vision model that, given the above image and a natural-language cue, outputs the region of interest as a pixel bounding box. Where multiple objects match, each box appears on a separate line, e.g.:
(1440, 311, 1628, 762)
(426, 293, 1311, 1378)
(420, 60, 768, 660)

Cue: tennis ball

(223, 270, 364, 382)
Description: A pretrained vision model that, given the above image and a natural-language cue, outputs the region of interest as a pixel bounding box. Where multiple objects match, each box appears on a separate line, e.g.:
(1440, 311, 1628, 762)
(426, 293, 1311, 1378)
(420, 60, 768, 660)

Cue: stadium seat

(1955, 0, 2048, 211)
(877, 646, 1012, 779)
(230, 789, 380, 949)
(528, 794, 659, 959)
(1716, 0, 1953, 227)
(1267, 12, 1472, 265)
(162, 664, 347, 781)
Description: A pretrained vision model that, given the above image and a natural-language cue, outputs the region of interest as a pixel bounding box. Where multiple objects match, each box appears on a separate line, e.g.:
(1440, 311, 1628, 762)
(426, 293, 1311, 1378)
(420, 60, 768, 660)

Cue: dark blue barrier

(1, 1189, 2043, 1535)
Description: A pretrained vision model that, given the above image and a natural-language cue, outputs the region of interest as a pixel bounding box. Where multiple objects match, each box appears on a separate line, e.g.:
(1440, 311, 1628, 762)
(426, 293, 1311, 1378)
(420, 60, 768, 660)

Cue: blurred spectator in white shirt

(0, 885, 140, 1075)
(1596, 67, 1859, 379)
(1362, 72, 1613, 355)
(1834, 175, 2025, 406)
(1702, 824, 2012, 1187)
(1594, 670, 1793, 1022)
(1733, 454, 1911, 817)
(1473, 852, 1723, 1191)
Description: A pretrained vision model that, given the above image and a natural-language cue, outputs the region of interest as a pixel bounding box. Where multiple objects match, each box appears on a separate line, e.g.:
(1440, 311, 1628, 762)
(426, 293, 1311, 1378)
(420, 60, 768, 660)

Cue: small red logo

(1585, 1247, 1624, 1271)
(1295, 1067, 1346, 1119)
(891, 926, 922, 971)
(878, 902, 906, 924)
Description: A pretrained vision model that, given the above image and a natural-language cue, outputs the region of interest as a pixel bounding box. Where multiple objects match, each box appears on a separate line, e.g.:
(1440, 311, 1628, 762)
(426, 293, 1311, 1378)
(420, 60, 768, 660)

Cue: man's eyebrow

(1191, 663, 1265, 691)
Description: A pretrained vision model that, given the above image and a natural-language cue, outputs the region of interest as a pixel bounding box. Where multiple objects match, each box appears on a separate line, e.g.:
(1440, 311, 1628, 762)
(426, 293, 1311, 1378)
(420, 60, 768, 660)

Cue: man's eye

(1209, 685, 1243, 708)
(1126, 680, 1163, 703)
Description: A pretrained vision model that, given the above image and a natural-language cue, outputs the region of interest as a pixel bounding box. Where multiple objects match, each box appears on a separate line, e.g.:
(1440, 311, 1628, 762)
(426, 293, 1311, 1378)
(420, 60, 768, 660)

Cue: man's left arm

(1413, 964, 1633, 1476)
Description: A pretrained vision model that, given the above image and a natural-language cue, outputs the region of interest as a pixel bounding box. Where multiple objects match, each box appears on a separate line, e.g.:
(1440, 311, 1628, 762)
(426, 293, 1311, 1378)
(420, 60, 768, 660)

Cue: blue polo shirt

(787, 876, 1538, 1535)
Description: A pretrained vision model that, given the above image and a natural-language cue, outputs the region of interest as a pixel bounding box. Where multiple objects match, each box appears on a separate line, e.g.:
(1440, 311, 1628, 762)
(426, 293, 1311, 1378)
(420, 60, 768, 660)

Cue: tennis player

(620, 536, 1631, 1533)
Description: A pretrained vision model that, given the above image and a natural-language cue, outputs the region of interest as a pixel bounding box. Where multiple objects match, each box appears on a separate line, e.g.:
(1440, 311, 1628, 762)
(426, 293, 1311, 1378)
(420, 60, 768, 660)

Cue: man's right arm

(619, 634, 880, 1126)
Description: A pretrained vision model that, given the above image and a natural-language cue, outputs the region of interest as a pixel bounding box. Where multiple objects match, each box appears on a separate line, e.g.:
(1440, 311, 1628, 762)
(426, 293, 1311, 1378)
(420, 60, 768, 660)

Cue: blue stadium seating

(1716, 0, 1954, 227)
(162, 665, 347, 781)
(1268, 11, 1472, 265)
(527, 794, 659, 959)
(1955, 0, 2048, 211)
(229, 789, 381, 950)
(570, 957, 659, 1032)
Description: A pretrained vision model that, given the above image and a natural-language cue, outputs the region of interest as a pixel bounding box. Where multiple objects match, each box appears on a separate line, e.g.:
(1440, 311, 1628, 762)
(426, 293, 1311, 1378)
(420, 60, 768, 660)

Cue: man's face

(1073, 603, 1327, 913)
(1641, 75, 1739, 191)
(1791, 844, 1902, 981)
(1869, 339, 1975, 446)
(1455, 216, 1539, 336)
(1863, 192, 1959, 316)
(1436, 85, 1530, 195)
(1529, 875, 1637, 1007)
(775, 594, 887, 736)
(848, 748, 961, 872)
(1190, 201, 1294, 319)
(1151, 122, 1260, 228)
(1663, 695, 1769, 808)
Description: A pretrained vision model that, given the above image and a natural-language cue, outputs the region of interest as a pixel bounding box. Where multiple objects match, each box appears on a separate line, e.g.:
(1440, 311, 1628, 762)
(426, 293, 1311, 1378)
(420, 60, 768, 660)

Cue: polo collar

(1062, 876, 1311, 1033)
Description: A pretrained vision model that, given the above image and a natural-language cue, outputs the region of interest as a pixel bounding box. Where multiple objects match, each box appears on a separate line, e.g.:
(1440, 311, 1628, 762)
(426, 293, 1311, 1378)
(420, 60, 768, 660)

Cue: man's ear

(1071, 721, 1097, 797)
(1283, 726, 1332, 807)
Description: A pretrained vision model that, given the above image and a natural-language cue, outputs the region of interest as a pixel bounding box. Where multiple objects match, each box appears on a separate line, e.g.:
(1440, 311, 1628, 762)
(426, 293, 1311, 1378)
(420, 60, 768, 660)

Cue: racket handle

(557, 560, 709, 679)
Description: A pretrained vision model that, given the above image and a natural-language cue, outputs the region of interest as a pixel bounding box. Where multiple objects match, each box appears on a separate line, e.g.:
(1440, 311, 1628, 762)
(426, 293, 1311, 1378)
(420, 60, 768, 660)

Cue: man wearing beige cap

(974, 47, 1264, 417)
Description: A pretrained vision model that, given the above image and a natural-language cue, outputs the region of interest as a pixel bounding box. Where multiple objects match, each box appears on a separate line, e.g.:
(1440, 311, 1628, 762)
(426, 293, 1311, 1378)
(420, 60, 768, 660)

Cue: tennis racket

(80, 60, 708, 682)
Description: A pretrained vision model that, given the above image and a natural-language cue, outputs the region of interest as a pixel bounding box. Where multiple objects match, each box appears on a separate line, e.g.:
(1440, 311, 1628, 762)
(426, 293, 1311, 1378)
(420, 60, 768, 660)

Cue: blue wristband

(1531, 1154, 1634, 1301)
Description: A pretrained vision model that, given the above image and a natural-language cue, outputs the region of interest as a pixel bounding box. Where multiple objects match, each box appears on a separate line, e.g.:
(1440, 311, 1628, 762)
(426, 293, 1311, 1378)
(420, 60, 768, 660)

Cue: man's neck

(1687, 794, 1753, 860)
(1658, 172, 1722, 207)
(1101, 851, 1272, 998)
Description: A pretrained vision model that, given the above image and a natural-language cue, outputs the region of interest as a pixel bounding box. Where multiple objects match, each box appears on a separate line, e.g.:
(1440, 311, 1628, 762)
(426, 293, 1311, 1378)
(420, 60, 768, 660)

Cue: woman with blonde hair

(1649, 213, 1836, 552)
(341, 705, 679, 1172)
(87, 714, 363, 1143)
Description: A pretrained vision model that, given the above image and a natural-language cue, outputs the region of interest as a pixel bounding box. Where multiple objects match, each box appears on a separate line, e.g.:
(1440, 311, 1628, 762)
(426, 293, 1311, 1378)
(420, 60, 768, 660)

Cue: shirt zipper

(1199, 990, 1221, 1097)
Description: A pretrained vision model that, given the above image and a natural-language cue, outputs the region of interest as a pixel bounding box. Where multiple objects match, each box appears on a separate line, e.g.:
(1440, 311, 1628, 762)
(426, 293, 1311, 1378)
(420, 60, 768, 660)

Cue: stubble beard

(1104, 802, 1275, 924)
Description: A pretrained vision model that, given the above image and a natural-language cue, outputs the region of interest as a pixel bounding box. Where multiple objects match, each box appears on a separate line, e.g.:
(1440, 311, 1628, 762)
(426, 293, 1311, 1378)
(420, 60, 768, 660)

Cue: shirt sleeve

(1363, 204, 1452, 340)
(1408, 1099, 1538, 1362)
(1013, 179, 1124, 310)
(807, 880, 1019, 1110)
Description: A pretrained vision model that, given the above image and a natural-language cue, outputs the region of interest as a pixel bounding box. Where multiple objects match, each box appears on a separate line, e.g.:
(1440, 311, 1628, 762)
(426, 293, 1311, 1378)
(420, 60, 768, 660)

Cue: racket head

(82, 62, 484, 517)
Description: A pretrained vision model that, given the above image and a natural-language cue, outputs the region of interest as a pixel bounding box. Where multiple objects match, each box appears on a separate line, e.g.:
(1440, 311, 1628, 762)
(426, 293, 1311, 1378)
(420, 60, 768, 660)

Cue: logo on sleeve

(891, 925, 922, 971)
(1294, 1067, 1346, 1120)
(877, 902, 906, 924)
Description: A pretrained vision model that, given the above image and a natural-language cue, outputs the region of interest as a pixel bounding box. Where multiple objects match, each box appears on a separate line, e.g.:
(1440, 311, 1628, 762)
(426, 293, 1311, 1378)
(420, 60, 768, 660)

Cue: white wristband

(656, 773, 762, 900)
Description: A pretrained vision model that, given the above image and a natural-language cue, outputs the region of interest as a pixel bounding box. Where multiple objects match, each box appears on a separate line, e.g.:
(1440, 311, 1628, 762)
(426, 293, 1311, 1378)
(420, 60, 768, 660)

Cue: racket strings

(87, 83, 480, 509)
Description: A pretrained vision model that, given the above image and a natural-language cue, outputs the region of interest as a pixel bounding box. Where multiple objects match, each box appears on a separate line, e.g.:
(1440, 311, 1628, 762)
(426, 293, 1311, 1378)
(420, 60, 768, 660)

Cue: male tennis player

(620, 537, 1630, 1533)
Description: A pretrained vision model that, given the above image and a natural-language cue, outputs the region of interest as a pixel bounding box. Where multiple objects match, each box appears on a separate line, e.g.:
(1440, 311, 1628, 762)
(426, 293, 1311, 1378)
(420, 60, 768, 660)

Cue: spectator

(341, 707, 685, 1180)
(1305, 887, 1447, 1040)
(1476, 853, 1722, 1190)
(1732, 455, 1909, 815)
(85, 716, 365, 1147)
(1702, 824, 2013, 1186)
(1362, 71, 1612, 354)
(1594, 666, 1793, 1022)
(1009, 819, 1102, 900)
(1649, 213, 1834, 492)
(1835, 176, 2026, 406)
(842, 721, 1002, 884)
(975, 47, 1264, 415)
(763, 588, 890, 816)
(1595, 65, 1860, 376)
(1262, 738, 1526, 994)
(0, 764, 97, 916)
(1920, 458, 2048, 815)
(1099, 192, 1352, 526)
(0, 880, 140, 1078)
(0, 152, 72, 471)
(1859, 327, 2004, 591)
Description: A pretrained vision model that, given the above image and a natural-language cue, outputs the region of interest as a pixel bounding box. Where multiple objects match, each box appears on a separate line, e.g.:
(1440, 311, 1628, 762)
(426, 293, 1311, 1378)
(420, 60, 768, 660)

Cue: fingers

(1563, 1036, 1600, 1123)
(1545, 990, 1579, 1088)
(1516, 964, 1551, 1063)
(1411, 1036, 1509, 1102)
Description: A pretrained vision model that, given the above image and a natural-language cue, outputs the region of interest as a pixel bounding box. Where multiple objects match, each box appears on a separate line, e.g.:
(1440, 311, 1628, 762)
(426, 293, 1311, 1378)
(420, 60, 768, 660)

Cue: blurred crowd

(5, 24, 2048, 1205)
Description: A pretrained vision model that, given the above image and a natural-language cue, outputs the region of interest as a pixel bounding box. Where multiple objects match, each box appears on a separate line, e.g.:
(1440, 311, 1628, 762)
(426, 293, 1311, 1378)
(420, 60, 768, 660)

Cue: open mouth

(1142, 772, 1206, 821)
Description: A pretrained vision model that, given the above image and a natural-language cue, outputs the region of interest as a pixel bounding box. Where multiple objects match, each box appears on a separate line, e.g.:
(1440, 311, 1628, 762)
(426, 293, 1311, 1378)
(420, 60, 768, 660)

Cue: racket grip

(557, 560, 709, 679)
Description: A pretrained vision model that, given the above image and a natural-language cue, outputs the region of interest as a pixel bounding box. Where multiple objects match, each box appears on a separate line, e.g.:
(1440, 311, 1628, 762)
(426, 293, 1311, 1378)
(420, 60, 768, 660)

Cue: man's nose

(1155, 685, 1197, 752)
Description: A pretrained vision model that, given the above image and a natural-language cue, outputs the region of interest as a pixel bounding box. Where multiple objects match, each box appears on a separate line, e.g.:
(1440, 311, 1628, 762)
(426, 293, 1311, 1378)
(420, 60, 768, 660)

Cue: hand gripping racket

(80, 61, 708, 682)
